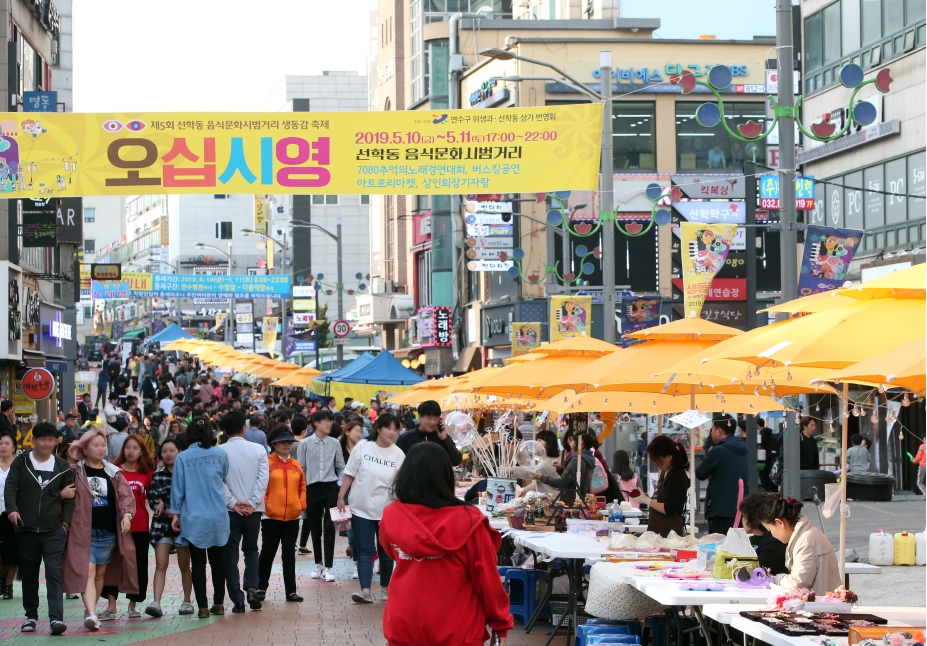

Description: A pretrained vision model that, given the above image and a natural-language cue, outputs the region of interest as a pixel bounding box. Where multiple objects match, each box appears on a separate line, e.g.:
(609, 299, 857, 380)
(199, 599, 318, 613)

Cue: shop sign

(482, 304, 513, 347)
(796, 120, 901, 165)
(465, 201, 512, 213)
(22, 368, 55, 401)
(466, 260, 513, 272)
(434, 306, 452, 347)
(671, 277, 746, 301)
(469, 79, 498, 106)
(22, 212, 57, 247)
(90, 263, 122, 280)
(292, 312, 316, 325)
(673, 201, 744, 224)
(416, 308, 435, 346)
(672, 174, 744, 200)
(467, 236, 513, 249)
(292, 285, 316, 298)
(45, 360, 68, 372)
(699, 302, 747, 325)
(466, 224, 513, 237)
(8, 275, 20, 341)
(466, 248, 506, 260)
(759, 175, 815, 210)
(23, 287, 40, 328)
(23, 90, 57, 113)
(591, 64, 749, 83)
(292, 299, 316, 311)
(466, 213, 509, 225)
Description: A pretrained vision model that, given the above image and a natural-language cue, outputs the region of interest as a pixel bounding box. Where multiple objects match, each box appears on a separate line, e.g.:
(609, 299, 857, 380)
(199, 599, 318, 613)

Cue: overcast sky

(72, 0, 373, 112)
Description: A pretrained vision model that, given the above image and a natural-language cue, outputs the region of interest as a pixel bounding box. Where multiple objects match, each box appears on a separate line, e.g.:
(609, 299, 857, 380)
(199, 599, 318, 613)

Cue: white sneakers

(352, 564, 359, 580)
(310, 564, 336, 582)
(84, 614, 100, 631)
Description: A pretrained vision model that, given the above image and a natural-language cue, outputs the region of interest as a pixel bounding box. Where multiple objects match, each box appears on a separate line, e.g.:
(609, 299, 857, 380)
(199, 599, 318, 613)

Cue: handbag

(770, 458, 783, 486)
(590, 458, 610, 494)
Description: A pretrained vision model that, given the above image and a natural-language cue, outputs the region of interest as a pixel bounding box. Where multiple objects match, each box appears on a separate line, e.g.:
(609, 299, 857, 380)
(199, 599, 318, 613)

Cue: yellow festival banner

(263, 317, 279, 358)
(550, 296, 591, 342)
(511, 322, 541, 356)
(0, 105, 603, 197)
(680, 222, 739, 317)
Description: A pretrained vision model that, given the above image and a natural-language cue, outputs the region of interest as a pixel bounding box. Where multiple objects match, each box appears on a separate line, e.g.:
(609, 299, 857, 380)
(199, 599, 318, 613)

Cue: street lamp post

(242, 228, 290, 359)
(194, 242, 235, 347)
(479, 47, 617, 342)
(291, 219, 343, 368)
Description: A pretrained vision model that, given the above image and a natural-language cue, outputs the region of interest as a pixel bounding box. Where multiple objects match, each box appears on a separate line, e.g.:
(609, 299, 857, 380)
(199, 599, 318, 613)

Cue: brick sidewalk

(0, 536, 559, 645)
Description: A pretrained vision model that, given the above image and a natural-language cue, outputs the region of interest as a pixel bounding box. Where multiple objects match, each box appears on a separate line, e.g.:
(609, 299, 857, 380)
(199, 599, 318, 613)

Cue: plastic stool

(504, 569, 550, 625)
(642, 616, 668, 646)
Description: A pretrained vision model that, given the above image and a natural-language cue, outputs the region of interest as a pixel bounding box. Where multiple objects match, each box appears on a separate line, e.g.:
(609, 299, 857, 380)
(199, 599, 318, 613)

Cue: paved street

(0, 501, 920, 644)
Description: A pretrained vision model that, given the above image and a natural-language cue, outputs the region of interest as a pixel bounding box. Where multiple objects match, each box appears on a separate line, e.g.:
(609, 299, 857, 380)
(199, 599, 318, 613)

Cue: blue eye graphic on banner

(798, 225, 864, 295)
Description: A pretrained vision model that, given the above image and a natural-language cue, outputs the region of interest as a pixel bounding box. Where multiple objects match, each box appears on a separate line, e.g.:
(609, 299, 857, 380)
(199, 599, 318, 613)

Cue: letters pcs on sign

(0, 105, 603, 197)
(22, 368, 55, 400)
(759, 175, 815, 210)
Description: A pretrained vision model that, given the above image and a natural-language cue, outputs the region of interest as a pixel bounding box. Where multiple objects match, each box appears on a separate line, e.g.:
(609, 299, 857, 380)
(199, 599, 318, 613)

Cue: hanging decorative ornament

(878, 384, 886, 394)
(786, 371, 793, 381)
(754, 387, 760, 396)
(842, 407, 850, 419)
(739, 382, 745, 391)
(762, 381, 768, 390)
(749, 404, 755, 412)
(852, 403, 861, 417)
(652, 400, 657, 408)
(886, 408, 898, 424)
(603, 398, 609, 405)
(899, 430, 905, 440)
(815, 403, 821, 412)
(628, 402, 634, 409)
(902, 393, 911, 407)
(870, 409, 879, 424)
(829, 421, 835, 434)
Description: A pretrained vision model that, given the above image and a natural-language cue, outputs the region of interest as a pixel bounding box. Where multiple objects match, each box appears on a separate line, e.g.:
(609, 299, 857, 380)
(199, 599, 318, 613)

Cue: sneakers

(84, 614, 100, 631)
(351, 591, 375, 604)
(374, 559, 380, 574)
(380, 589, 388, 601)
(97, 610, 115, 621)
(50, 620, 67, 635)
(322, 568, 336, 582)
(352, 564, 359, 580)
(21, 619, 36, 632)
(144, 601, 163, 618)
(310, 564, 324, 579)
(178, 602, 195, 615)
(298, 547, 311, 555)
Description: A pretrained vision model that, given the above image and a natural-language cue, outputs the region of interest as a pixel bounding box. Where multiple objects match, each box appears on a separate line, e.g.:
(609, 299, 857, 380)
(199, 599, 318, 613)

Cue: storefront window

(675, 102, 766, 172)
(613, 103, 656, 171)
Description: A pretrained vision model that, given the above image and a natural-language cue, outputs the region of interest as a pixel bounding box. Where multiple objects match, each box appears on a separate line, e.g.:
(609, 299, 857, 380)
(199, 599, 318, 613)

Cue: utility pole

(335, 218, 344, 369)
(744, 161, 760, 492)
(775, 0, 801, 501)
(600, 51, 616, 344)
(280, 231, 288, 361)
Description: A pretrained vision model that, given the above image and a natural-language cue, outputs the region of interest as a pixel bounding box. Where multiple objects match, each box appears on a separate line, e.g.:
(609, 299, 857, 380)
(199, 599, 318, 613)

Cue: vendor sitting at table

(527, 430, 595, 505)
(753, 493, 841, 595)
(739, 491, 788, 575)
(630, 435, 689, 537)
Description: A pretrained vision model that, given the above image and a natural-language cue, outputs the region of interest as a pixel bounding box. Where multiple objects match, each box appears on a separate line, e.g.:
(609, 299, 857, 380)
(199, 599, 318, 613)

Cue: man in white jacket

(102, 392, 124, 437)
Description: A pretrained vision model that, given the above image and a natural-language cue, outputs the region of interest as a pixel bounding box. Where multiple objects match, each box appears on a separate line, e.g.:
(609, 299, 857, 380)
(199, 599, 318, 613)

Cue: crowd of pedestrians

(0, 349, 516, 644)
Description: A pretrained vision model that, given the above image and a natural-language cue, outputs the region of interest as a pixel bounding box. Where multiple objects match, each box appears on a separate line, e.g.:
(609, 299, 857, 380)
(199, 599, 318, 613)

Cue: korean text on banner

(550, 295, 591, 342)
(90, 273, 291, 299)
(680, 222, 738, 318)
(263, 317, 279, 358)
(511, 322, 541, 356)
(0, 105, 603, 198)
(798, 225, 864, 295)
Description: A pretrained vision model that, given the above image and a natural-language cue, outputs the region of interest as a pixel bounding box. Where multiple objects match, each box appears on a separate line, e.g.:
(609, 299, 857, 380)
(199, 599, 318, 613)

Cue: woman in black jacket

(739, 491, 788, 575)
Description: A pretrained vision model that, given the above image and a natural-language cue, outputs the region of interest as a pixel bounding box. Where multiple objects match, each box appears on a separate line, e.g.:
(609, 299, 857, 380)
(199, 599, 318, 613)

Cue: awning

(22, 349, 46, 368)
(121, 329, 145, 339)
(453, 346, 482, 374)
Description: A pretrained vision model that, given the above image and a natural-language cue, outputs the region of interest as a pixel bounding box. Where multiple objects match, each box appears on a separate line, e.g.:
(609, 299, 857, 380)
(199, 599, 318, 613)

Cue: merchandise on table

(739, 610, 889, 637)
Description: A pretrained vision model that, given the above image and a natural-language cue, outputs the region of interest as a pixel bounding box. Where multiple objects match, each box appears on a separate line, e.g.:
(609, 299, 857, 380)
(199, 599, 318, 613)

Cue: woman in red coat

(379, 443, 513, 646)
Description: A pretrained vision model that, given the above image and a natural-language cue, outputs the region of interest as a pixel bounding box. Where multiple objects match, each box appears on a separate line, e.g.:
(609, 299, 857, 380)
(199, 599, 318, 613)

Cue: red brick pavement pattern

(132, 546, 557, 646)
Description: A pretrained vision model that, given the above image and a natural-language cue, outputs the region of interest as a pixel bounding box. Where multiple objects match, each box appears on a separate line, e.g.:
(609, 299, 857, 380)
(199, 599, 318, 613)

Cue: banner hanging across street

(0, 105, 603, 197)
(679, 222, 738, 318)
(89, 273, 291, 299)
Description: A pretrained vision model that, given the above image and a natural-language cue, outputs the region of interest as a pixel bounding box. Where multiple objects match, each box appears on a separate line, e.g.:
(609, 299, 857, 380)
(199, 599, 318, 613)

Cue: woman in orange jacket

(256, 425, 307, 602)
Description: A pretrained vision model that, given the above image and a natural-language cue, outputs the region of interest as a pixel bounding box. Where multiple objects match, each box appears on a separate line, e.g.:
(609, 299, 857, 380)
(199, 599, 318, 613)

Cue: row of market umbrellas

(161, 339, 322, 386)
(389, 264, 925, 574)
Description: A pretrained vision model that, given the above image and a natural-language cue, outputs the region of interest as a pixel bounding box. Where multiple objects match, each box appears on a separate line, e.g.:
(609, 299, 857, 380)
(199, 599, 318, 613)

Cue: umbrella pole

(839, 382, 849, 582)
(690, 385, 697, 536)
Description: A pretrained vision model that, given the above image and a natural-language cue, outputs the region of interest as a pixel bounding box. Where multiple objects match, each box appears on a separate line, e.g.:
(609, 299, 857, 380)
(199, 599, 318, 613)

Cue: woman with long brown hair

(632, 435, 689, 537)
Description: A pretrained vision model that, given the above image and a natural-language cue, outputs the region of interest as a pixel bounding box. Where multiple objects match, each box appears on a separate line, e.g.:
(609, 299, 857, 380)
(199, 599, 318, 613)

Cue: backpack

(590, 458, 610, 494)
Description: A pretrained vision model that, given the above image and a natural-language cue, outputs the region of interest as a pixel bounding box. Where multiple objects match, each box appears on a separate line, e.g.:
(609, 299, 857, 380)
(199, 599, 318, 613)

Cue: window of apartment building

(360, 195, 370, 205)
(84, 239, 95, 254)
(84, 208, 95, 222)
(311, 195, 339, 205)
(18, 35, 45, 94)
(676, 102, 766, 172)
(216, 222, 232, 239)
(613, 103, 656, 171)
(818, 151, 925, 252)
(804, 0, 925, 94)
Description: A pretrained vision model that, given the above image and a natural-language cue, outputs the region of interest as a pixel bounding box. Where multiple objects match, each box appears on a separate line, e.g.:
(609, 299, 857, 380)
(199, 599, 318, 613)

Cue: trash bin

(800, 469, 838, 500)
(846, 472, 895, 502)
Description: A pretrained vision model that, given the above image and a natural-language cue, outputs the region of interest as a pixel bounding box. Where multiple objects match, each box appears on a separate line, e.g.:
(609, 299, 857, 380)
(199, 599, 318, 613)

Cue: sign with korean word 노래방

(21, 368, 55, 400)
(759, 175, 815, 210)
(798, 225, 864, 295)
(511, 322, 541, 356)
(0, 106, 603, 198)
(433, 306, 452, 347)
(679, 222, 738, 318)
(550, 295, 591, 342)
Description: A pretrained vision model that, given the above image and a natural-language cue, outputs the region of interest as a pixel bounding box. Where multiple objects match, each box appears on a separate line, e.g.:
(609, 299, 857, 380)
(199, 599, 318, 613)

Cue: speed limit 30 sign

(332, 320, 351, 338)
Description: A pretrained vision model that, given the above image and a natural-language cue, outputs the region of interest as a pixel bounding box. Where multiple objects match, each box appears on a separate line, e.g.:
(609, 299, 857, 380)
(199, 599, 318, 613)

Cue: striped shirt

(297, 433, 345, 486)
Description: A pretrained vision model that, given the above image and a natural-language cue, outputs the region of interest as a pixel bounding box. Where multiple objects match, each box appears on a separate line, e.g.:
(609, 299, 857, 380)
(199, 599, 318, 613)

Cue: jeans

(223, 512, 261, 604)
(304, 482, 338, 568)
(189, 543, 226, 610)
(18, 527, 66, 621)
(352, 515, 393, 591)
(258, 519, 299, 595)
(708, 516, 736, 535)
(347, 529, 358, 562)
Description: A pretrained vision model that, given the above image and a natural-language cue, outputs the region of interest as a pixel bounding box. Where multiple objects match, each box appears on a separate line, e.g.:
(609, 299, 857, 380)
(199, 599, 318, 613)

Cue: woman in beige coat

(62, 428, 138, 631)
(754, 493, 841, 596)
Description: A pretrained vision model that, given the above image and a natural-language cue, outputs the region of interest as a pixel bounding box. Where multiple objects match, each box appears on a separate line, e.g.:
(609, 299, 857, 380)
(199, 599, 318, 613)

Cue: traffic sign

(22, 368, 55, 401)
(332, 337, 350, 345)
(332, 320, 351, 338)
